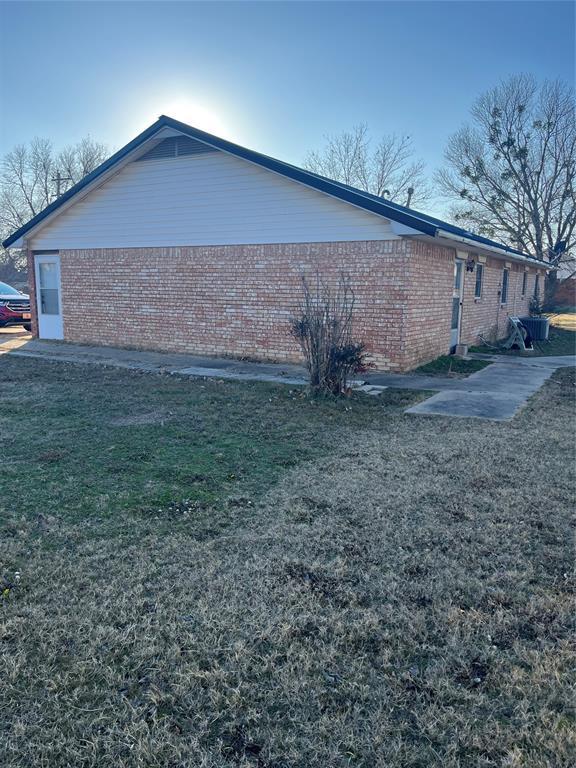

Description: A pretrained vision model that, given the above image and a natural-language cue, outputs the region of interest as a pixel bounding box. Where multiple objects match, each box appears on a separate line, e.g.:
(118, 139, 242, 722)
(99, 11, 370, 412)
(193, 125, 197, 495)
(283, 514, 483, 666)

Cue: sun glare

(153, 98, 228, 137)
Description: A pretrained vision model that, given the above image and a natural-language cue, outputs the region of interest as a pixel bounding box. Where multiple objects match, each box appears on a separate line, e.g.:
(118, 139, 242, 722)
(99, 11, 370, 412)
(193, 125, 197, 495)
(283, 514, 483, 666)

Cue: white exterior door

(450, 257, 464, 350)
(34, 254, 64, 339)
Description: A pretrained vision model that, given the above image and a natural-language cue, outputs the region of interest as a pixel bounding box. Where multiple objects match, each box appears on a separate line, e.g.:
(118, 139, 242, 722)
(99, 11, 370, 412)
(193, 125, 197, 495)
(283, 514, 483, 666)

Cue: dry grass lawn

(0, 357, 574, 767)
(549, 313, 576, 332)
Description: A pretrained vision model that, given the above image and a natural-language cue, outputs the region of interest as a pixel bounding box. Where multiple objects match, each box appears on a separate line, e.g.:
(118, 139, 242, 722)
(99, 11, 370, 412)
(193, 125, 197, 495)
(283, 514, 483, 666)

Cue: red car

(0, 281, 32, 331)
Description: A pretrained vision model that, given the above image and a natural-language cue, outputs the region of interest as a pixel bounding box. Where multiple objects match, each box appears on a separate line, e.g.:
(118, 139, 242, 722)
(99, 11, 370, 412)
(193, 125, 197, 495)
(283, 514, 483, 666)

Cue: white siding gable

(30, 149, 396, 249)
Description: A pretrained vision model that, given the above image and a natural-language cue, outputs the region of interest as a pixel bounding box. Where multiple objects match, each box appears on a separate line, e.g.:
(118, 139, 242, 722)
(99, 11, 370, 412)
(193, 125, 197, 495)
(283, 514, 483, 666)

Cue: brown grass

(0, 359, 574, 767)
(549, 312, 576, 331)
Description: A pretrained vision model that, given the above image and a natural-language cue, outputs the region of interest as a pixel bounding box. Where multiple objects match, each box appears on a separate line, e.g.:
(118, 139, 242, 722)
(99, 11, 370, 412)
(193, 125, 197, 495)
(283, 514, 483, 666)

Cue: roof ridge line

(2, 115, 543, 265)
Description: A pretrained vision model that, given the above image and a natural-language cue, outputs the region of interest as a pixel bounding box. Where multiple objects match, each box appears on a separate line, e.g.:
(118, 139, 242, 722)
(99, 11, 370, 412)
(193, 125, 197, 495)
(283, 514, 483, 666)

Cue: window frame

(534, 274, 540, 299)
(501, 268, 509, 305)
(521, 271, 528, 297)
(474, 263, 484, 298)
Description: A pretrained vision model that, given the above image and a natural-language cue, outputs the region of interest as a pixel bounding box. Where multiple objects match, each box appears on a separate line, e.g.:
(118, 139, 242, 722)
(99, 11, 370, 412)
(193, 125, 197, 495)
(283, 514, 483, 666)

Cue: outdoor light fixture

(466, 256, 476, 272)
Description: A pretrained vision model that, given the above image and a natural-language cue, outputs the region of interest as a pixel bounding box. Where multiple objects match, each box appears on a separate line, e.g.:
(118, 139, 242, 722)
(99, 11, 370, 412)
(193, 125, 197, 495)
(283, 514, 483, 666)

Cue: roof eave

(4, 235, 24, 249)
(435, 229, 545, 267)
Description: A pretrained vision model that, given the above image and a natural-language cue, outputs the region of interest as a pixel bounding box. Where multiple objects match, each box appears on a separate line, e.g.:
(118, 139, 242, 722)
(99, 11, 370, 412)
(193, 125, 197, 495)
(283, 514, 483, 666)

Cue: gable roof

(1, 115, 543, 265)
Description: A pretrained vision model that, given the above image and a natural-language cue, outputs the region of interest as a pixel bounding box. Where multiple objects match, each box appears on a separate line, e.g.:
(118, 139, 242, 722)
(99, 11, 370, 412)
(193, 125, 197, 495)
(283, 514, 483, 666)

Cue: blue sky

(0, 0, 574, 198)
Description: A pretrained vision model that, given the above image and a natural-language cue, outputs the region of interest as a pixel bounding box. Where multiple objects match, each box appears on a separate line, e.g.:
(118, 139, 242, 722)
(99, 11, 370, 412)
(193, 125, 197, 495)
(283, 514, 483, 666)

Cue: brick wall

(460, 257, 538, 345)
(554, 277, 576, 307)
(401, 242, 545, 367)
(28, 240, 547, 371)
(403, 242, 454, 368)
(55, 241, 411, 370)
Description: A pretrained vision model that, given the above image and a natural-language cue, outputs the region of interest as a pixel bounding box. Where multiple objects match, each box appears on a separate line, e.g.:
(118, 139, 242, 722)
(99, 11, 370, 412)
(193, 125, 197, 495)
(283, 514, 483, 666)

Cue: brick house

(2, 116, 548, 371)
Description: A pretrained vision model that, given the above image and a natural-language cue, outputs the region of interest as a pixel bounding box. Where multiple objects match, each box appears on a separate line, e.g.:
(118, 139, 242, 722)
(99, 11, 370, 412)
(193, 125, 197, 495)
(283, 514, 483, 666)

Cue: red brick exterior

(402, 242, 454, 368)
(400, 242, 543, 367)
(459, 256, 537, 343)
(48, 241, 411, 370)
(555, 277, 576, 307)
(27, 239, 547, 371)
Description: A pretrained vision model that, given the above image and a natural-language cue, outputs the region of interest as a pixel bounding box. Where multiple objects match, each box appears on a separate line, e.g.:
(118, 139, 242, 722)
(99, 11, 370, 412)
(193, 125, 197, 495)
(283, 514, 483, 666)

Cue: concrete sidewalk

(2, 334, 574, 421)
(0, 335, 484, 390)
(1, 336, 309, 384)
(404, 359, 559, 421)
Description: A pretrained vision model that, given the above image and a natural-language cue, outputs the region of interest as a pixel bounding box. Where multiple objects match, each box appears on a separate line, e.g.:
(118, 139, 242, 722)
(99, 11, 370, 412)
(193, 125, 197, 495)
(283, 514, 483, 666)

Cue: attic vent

(136, 136, 217, 161)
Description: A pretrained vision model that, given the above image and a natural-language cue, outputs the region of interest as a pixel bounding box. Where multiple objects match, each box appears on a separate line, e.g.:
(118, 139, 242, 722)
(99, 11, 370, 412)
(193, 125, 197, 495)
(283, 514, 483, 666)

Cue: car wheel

(23, 324, 32, 331)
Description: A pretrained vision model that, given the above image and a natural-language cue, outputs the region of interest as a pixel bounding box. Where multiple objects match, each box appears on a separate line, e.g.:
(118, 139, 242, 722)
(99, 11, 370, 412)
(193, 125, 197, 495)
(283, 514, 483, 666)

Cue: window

(501, 268, 509, 304)
(534, 274, 540, 299)
(522, 272, 528, 297)
(474, 263, 484, 298)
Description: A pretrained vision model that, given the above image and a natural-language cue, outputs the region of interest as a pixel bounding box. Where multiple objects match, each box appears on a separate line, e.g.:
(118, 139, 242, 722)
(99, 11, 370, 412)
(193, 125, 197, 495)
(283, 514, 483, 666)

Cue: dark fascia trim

(2, 114, 541, 265)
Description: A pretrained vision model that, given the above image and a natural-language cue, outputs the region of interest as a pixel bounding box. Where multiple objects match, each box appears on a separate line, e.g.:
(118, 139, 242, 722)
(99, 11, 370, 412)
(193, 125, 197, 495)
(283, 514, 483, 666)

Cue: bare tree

(0, 136, 108, 278)
(437, 75, 576, 301)
(56, 137, 109, 186)
(304, 124, 430, 207)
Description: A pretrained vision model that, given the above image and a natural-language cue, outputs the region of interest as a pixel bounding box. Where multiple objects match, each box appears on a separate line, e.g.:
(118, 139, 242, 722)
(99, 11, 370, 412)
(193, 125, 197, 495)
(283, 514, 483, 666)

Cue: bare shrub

(290, 271, 373, 395)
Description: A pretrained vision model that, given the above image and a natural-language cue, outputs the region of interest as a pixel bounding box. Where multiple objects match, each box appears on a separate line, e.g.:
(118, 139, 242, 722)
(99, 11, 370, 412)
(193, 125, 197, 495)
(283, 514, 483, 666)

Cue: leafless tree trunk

(304, 124, 430, 207)
(437, 75, 575, 304)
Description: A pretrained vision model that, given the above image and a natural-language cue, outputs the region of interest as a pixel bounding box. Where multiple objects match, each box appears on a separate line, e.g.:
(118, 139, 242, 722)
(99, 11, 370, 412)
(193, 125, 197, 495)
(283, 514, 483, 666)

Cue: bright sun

(127, 93, 235, 143)
(154, 98, 228, 136)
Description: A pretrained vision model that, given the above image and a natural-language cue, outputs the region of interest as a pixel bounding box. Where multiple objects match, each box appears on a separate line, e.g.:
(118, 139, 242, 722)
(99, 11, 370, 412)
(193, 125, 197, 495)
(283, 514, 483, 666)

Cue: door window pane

(454, 260, 463, 289)
(39, 261, 59, 289)
(40, 288, 59, 315)
(38, 261, 60, 315)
